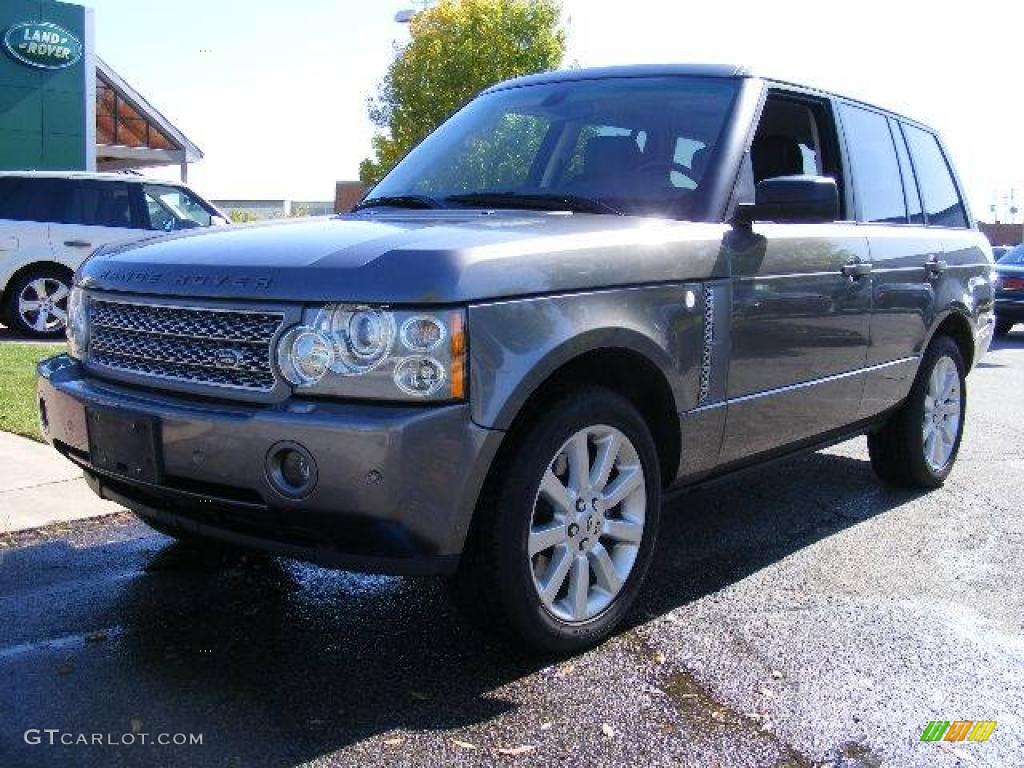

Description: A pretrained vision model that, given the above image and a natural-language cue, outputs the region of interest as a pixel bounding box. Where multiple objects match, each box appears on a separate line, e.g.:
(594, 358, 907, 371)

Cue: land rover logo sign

(3, 21, 82, 70)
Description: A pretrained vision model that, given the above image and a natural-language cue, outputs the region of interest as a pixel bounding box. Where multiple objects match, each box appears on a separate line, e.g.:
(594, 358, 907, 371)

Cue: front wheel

(868, 336, 966, 488)
(4, 266, 72, 339)
(454, 388, 661, 653)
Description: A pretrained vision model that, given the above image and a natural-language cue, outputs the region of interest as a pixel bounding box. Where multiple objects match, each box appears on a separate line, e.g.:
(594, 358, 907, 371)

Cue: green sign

(3, 21, 82, 70)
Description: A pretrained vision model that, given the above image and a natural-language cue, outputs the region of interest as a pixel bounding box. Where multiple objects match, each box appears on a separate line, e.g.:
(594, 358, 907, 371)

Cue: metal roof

(96, 56, 203, 163)
(0, 170, 190, 185)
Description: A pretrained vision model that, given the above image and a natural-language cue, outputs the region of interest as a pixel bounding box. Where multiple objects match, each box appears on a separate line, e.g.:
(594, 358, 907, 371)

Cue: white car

(0, 171, 228, 338)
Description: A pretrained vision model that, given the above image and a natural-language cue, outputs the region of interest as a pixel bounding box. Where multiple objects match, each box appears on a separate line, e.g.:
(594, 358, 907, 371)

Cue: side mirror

(735, 175, 839, 224)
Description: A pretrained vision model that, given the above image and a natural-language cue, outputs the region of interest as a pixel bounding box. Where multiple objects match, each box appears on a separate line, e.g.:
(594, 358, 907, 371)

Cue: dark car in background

(995, 244, 1024, 336)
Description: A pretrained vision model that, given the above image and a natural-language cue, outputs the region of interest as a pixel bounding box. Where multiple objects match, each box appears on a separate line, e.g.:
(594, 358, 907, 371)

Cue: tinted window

(0, 177, 57, 222)
(368, 76, 740, 219)
(999, 245, 1024, 265)
(890, 121, 924, 224)
(55, 181, 138, 229)
(840, 105, 906, 224)
(902, 125, 967, 228)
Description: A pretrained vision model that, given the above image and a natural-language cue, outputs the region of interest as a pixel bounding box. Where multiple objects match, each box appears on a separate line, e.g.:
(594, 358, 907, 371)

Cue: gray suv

(38, 65, 995, 652)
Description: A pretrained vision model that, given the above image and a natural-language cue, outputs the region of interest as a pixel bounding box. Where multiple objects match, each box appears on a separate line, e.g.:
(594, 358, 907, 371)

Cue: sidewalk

(0, 432, 121, 533)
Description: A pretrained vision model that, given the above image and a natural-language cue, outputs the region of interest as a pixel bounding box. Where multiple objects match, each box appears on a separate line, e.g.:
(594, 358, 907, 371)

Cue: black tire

(994, 318, 1013, 337)
(3, 265, 72, 339)
(452, 387, 662, 654)
(868, 336, 966, 489)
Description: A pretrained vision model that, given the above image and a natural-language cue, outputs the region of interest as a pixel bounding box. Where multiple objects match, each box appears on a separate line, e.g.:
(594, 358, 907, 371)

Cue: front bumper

(37, 355, 503, 575)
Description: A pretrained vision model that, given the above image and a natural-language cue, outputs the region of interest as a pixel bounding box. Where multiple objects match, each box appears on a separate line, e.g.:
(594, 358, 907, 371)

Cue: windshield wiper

(446, 192, 622, 215)
(352, 194, 443, 212)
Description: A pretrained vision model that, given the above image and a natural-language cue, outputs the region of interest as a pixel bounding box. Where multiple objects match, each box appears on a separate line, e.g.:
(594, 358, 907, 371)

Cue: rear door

(0, 177, 56, 277)
(48, 179, 148, 271)
(719, 90, 872, 464)
(837, 104, 939, 418)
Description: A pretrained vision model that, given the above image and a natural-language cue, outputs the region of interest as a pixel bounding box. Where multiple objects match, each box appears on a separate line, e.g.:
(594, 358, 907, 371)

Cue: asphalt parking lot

(1, 333, 1021, 768)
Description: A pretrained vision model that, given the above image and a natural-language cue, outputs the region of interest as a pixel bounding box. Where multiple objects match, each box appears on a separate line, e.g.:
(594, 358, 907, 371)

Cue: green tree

(359, 0, 565, 186)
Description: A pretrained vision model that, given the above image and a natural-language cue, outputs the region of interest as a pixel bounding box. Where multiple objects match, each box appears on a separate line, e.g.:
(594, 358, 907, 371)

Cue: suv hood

(78, 211, 727, 304)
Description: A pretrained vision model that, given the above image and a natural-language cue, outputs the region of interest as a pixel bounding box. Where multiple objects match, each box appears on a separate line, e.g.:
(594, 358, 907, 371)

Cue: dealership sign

(3, 21, 82, 70)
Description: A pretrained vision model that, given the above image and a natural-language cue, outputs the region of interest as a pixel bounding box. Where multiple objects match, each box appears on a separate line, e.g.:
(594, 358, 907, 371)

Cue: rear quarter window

(902, 125, 968, 228)
(0, 177, 57, 222)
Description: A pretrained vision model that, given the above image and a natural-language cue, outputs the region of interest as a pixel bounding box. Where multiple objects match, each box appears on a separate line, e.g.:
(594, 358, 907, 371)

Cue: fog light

(281, 449, 312, 488)
(266, 442, 318, 498)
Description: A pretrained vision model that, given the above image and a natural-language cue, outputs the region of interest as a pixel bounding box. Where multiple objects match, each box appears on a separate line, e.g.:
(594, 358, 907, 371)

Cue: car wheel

(4, 266, 72, 339)
(868, 336, 966, 488)
(454, 387, 661, 653)
(994, 318, 1013, 337)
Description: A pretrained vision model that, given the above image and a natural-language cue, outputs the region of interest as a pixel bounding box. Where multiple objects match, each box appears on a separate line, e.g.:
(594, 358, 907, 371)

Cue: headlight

(66, 286, 89, 359)
(276, 304, 466, 401)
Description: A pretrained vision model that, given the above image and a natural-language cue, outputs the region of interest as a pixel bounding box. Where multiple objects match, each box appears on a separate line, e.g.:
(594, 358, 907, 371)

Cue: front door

(718, 90, 872, 464)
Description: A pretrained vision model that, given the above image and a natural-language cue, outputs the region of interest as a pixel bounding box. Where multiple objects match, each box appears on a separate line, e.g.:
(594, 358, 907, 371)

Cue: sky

(85, 0, 1024, 218)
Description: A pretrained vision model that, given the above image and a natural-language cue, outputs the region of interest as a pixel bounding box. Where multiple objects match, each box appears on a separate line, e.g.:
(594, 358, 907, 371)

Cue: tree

(359, 0, 565, 186)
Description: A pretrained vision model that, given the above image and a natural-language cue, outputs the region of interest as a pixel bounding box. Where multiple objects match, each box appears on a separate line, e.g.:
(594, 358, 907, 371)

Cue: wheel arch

(925, 307, 975, 371)
(485, 340, 682, 490)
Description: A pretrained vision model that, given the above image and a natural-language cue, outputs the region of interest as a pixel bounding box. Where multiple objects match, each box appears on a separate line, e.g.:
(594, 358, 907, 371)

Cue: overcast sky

(87, 0, 1023, 218)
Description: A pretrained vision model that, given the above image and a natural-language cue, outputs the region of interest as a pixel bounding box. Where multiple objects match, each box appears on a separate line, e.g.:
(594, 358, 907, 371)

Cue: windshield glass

(998, 244, 1024, 264)
(366, 76, 740, 219)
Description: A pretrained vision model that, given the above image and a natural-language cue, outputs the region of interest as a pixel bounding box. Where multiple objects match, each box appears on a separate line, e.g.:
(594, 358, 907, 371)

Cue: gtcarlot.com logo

(24, 729, 203, 747)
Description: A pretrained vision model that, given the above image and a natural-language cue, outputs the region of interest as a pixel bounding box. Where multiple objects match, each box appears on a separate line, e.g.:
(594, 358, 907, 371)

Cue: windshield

(365, 76, 740, 219)
(998, 244, 1024, 265)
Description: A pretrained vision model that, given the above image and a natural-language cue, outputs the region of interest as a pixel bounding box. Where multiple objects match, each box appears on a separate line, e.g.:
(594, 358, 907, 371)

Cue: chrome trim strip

(688, 356, 919, 414)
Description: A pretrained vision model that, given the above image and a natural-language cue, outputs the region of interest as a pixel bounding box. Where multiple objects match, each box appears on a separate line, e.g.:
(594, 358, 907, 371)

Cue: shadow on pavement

(1, 446, 920, 767)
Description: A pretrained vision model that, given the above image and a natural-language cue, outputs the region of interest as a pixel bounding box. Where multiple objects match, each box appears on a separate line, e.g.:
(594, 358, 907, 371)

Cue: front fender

(468, 284, 705, 430)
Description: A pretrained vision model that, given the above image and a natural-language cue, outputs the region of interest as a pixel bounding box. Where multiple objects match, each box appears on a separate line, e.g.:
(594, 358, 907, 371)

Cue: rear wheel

(453, 388, 661, 653)
(994, 318, 1013, 337)
(868, 336, 965, 488)
(4, 266, 71, 339)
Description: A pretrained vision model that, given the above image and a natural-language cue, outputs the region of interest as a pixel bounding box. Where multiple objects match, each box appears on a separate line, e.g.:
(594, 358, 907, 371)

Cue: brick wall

(335, 181, 367, 213)
(978, 222, 1023, 246)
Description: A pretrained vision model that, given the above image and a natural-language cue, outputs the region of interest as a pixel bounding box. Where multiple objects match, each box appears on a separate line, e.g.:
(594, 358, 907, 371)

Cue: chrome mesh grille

(87, 299, 284, 392)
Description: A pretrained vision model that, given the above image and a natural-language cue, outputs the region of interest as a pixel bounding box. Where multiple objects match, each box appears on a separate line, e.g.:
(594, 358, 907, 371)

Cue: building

(213, 199, 335, 221)
(1, 0, 201, 180)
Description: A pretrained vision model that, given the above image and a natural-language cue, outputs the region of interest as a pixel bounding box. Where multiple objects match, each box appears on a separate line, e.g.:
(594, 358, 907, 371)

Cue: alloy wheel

(528, 425, 646, 623)
(922, 356, 961, 472)
(18, 277, 70, 334)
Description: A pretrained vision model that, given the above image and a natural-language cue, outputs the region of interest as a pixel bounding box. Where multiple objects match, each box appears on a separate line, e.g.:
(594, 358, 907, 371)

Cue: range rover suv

(0, 171, 227, 339)
(38, 65, 995, 652)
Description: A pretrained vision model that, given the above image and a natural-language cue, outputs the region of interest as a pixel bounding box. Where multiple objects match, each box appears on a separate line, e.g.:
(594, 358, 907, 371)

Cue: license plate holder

(85, 407, 162, 484)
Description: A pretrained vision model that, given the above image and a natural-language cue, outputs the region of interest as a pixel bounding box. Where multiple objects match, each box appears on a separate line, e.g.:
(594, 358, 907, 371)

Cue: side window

(750, 93, 844, 218)
(0, 177, 56, 222)
(57, 181, 137, 228)
(143, 185, 213, 230)
(839, 104, 907, 224)
(902, 125, 968, 229)
(890, 120, 924, 224)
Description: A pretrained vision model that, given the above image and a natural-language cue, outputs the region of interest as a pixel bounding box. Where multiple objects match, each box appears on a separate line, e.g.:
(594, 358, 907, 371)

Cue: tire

(994, 318, 1013, 337)
(453, 387, 662, 653)
(868, 336, 966, 489)
(3, 265, 72, 339)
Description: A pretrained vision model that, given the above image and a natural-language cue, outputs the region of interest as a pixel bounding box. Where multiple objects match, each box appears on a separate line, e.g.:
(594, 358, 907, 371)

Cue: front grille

(87, 299, 285, 392)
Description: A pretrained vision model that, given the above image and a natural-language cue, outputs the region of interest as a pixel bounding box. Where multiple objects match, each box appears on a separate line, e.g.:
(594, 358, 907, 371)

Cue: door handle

(64, 240, 93, 248)
(841, 261, 872, 279)
(925, 255, 948, 277)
